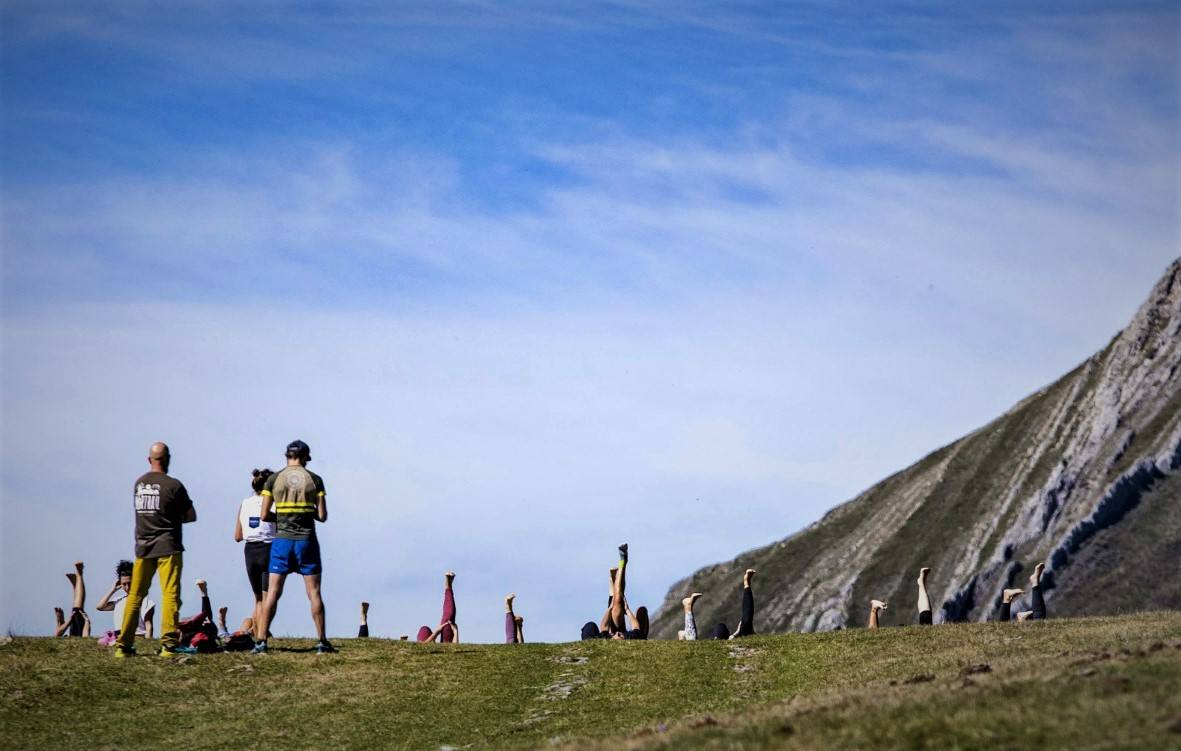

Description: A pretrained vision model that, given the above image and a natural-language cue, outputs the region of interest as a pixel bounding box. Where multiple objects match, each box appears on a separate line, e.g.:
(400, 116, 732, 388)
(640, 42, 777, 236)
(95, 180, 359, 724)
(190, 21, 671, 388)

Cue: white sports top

(239, 494, 276, 543)
(111, 590, 156, 635)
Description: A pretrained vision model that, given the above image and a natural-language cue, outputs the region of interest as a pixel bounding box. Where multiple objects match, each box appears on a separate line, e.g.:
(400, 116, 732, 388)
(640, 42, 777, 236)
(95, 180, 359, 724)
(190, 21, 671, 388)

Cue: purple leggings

(505, 612, 517, 643)
(418, 587, 457, 643)
(440, 587, 456, 642)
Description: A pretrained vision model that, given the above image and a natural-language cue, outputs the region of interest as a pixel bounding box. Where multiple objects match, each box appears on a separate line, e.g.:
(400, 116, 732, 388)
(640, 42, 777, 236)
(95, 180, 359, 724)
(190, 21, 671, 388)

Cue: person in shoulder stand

(252, 440, 335, 655)
(114, 442, 196, 658)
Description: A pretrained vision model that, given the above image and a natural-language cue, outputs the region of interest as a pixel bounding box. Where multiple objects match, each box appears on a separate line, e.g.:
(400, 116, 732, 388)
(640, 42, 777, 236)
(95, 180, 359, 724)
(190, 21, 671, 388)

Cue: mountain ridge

(652, 258, 1181, 637)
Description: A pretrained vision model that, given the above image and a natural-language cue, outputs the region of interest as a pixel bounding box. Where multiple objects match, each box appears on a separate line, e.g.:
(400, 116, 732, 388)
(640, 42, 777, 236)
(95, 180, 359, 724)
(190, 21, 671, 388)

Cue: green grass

(4, 613, 1181, 750)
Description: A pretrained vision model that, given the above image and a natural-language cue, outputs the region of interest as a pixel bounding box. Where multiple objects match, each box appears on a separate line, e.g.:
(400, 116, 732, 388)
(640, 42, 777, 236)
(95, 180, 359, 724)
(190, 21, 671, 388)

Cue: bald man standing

(114, 442, 197, 658)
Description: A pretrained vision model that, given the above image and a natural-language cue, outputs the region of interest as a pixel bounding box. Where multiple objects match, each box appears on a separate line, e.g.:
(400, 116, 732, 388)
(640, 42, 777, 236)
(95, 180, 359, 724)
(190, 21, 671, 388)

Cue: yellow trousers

(115, 553, 182, 650)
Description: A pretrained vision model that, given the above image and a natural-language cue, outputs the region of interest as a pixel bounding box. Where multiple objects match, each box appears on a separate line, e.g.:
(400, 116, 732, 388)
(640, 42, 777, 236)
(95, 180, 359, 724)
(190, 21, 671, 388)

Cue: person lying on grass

(53, 560, 90, 638)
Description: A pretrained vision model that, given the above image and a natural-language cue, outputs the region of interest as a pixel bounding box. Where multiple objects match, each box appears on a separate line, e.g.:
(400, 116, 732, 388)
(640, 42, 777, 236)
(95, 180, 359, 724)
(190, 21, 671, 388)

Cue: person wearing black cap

(252, 440, 335, 654)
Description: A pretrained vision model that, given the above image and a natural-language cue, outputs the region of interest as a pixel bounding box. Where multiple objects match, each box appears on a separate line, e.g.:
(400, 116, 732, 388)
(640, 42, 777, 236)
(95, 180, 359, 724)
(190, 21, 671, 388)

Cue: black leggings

(736, 587, 755, 637)
(999, 585, 1046, 622)
(244, 542, 271, 598)
(1030, 585, 1046, 620)
(67, 608, 85, 637)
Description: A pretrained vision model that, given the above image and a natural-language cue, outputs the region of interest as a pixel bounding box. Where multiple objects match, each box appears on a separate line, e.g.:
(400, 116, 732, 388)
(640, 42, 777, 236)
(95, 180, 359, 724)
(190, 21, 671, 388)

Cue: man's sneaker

(315, 641, 337, 654)
(113, 646, 136, 659)
(618, 543, 628, 563)
(251, 640, 268, 655)
(159, 645, 198, 656)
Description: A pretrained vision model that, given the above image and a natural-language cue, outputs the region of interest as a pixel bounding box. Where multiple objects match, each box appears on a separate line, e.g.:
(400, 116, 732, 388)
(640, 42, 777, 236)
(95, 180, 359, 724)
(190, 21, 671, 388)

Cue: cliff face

(653, 259, 1181, 638)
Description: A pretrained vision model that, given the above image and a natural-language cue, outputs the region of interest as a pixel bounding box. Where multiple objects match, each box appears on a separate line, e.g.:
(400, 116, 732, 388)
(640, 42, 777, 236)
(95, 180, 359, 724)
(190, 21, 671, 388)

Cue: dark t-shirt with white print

(133, 471, 193, 559)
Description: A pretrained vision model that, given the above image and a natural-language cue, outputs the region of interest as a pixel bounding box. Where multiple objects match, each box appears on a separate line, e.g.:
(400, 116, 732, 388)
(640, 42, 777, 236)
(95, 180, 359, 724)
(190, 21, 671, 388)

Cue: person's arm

(729, 620, 742, 639)
(143, 605, 155, 639)
(315, 474, 327, 523)
(95, 581, 120, 611)
(54, 615, 70, 638)
(625, 603, 639, 631)
(175, 481, 197, 524)
(516, 621, 524, 644)
(450, 622, 459, 643)
(233, 512, 244, 542)
(81, 611, 91, 638)
(260, 472, 276, 522)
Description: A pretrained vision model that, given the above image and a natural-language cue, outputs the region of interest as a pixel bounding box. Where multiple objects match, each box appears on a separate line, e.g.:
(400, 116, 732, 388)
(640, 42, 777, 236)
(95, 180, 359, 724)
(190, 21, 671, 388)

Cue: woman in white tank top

(234, 469, 276, 640)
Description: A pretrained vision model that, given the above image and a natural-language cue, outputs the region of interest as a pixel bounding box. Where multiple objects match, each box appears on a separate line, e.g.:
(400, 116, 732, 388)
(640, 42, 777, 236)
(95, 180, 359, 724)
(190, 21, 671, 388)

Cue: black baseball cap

(285, 439, 311, 459)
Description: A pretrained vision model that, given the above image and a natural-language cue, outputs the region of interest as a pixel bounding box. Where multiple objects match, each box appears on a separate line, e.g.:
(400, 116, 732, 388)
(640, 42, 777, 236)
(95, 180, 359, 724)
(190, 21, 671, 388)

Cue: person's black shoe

(618, 543, 628, 563)
(315, 640, 337, 654)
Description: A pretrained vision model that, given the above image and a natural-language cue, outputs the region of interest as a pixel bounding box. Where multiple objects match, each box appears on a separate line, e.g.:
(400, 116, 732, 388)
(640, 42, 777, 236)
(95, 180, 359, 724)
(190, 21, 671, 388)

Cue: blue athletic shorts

(269, 537, 322, 576)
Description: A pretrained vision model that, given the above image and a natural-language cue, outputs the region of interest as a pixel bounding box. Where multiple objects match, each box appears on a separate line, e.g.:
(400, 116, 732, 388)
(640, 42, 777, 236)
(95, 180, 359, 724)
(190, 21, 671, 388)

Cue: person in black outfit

(711, 569, 757, 639)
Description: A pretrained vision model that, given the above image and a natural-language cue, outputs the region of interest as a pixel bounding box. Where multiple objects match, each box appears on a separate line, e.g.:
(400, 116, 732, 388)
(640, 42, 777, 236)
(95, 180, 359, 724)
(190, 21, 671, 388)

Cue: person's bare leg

(1000, 588, 1023, 622)
(358, 600, 370, 638)
(304, 574, 326, 642)
(218, 606, 229, 635)
(868, 600, 887, 629)
(252, 595, 265, 636)
(256, 573, 285, 644)
(916, 567, 932, 624)
(682, 592, 702, 640)
(70, 561, 86, 611)
(600, 568, 617, 632)
(609, 544, 628, 634)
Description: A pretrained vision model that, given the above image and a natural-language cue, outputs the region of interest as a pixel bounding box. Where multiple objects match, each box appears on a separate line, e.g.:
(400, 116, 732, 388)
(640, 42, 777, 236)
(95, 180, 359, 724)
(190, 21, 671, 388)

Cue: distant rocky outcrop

(653, 258, 1181, 637)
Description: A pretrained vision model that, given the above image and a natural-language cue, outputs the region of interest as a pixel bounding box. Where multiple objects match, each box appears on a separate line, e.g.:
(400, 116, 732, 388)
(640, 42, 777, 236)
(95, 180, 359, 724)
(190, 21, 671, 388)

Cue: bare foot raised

(196, 579, 208, 596)
(218, 606, 228, 621)
(1002, 588, 1024, 603)
(743, 569, 757, 587)
(54, 607, 65, 624)
(918, 567, 930, 583)
(505, 593, 516, 611)
(871, 599, 888, 611)
(1030, 563, 1045, 587)
(444, 571, 456, 587)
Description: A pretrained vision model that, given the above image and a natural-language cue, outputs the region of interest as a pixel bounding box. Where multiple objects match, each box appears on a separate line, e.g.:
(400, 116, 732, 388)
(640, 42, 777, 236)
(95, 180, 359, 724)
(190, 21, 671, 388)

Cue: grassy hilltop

(3, 612, 1181, 750)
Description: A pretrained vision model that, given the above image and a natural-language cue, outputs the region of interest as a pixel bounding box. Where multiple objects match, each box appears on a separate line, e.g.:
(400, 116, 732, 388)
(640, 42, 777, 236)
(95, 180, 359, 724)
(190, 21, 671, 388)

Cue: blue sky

(2, 2, 1178, 642)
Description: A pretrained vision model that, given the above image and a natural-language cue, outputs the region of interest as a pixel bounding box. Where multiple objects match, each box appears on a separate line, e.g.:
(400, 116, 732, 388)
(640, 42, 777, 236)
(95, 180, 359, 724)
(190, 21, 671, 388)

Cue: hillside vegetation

(3, 613, 1181, 750)
(654, 259, 1181, 637)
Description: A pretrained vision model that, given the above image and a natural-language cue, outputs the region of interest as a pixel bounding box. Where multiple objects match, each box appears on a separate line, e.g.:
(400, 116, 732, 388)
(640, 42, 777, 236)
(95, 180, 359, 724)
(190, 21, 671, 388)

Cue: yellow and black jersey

(262, 466, 325, 540)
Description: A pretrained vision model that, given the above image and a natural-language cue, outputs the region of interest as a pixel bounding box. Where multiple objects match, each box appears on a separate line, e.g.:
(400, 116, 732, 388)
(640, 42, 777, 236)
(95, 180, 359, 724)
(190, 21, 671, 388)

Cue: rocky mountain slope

(653, 258, 1181, 637)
